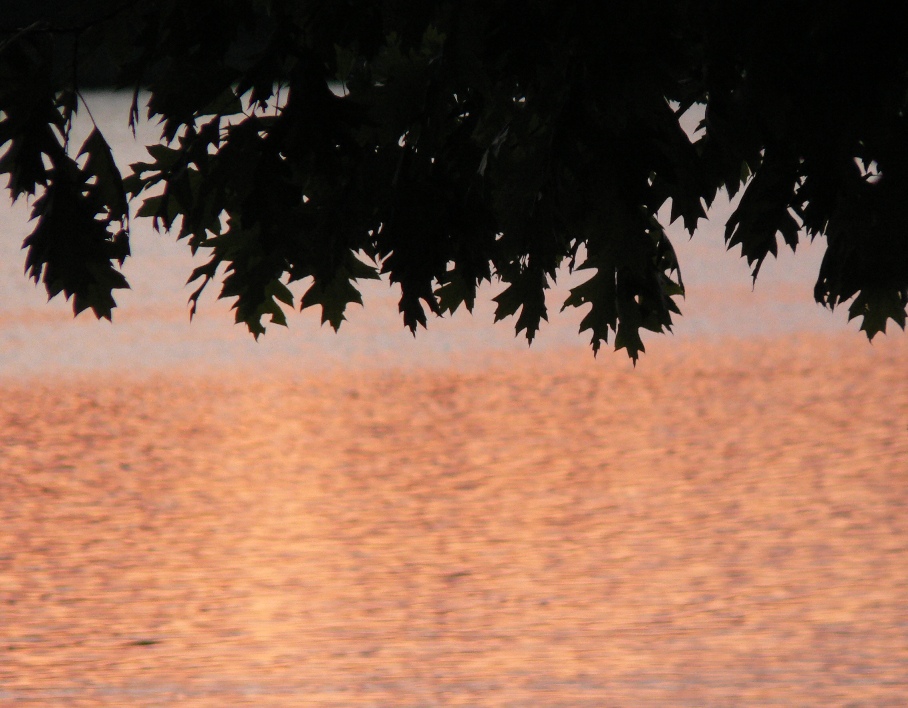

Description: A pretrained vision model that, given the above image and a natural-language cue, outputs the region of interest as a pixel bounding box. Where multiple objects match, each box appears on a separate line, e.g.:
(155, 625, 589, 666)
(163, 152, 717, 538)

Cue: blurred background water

(2, 93, 906, 706)
(0, 91, 857, 376)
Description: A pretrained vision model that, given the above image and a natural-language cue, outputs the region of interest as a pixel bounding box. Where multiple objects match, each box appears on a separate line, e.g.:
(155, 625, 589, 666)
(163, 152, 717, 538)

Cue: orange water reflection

(2, 336, 906, 704)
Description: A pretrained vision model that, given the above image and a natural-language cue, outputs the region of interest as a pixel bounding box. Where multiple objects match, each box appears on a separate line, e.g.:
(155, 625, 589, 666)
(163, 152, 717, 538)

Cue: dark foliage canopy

(2, 0, 907, 360)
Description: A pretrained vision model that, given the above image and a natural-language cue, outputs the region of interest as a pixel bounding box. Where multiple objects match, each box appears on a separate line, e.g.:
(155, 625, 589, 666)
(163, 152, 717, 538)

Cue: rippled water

(2, 340, 906, 705)
(1, 93, 906, 706)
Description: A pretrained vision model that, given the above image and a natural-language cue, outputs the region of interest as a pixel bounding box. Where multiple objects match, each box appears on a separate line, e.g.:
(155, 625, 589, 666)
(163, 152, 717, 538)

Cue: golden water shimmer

(1, 334, 906, 705)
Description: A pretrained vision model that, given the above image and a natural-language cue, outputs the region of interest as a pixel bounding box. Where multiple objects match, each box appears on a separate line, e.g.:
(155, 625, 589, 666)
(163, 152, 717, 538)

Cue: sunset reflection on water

(1, 336, 906, 705)
(1, 93, 907, 705)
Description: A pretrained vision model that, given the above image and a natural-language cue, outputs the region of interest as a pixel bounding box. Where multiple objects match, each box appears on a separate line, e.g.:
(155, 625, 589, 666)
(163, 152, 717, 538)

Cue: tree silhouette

(2, 0, 906, 360)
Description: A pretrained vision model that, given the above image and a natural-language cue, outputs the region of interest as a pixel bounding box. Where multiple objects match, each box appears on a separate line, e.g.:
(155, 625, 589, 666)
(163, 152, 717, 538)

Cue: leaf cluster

(0, 32, 129, 318)
(2, 0, 906, 357)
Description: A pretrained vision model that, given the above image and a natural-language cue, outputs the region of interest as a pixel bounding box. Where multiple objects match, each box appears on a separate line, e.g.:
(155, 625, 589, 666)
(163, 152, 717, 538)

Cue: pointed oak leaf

(493, 266, 548, 343)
